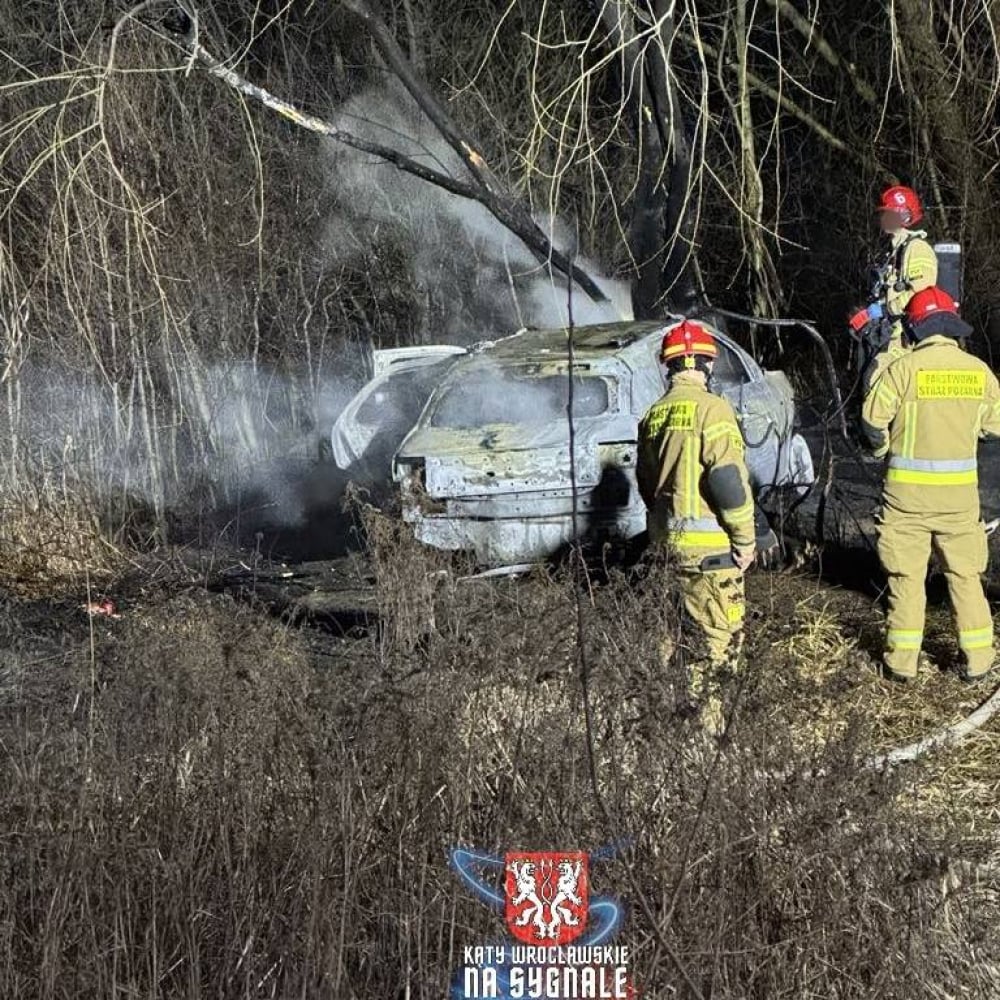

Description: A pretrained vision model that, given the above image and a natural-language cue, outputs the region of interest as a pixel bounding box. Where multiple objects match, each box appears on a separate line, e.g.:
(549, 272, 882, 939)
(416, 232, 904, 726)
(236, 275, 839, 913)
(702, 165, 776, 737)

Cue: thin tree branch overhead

(687, 32, 861, 160)
(764, 0, 877, 105)
(169, 12, 609, 305)
(338, 0, 610, 304)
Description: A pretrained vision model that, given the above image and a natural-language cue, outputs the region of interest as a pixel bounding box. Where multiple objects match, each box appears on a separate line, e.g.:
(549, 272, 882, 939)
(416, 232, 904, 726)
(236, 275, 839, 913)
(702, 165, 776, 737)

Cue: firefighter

(861, 287, 1000, 683)
(849, 185, 938, 388)
(637, 320, 757, 735)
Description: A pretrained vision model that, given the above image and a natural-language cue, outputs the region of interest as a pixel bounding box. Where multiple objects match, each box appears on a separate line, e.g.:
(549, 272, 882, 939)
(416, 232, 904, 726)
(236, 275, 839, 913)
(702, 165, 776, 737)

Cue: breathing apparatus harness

(850, 232, 922, 376)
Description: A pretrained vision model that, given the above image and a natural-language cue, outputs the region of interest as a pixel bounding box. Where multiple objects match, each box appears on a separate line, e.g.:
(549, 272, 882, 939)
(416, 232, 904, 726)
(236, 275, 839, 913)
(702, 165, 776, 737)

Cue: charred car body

(331, 321, 814, 565)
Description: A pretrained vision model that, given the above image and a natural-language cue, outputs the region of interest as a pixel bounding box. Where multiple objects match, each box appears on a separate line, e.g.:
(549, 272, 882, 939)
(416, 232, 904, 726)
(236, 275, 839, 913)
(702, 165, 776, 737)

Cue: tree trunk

(591, 0, 702, 315)
(594, 2, 667, 318)
(648, 0, 701, 310)
(732, 0, 783, 325)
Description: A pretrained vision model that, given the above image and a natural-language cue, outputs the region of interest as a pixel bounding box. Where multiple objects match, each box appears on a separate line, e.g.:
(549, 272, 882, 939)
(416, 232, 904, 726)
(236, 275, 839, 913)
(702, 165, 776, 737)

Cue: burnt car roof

(484, 321, 666, 360)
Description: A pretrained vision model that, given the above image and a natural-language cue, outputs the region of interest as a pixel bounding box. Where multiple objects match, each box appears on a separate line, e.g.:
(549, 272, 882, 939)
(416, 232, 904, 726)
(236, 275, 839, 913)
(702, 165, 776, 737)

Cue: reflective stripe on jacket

(861, 335, 1000, 514)
(637, 372, 755, 558)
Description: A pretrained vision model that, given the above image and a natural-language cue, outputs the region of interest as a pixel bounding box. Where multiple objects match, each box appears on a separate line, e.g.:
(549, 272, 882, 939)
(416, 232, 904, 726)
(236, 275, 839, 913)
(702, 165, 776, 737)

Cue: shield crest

(504, 851, 588, 945)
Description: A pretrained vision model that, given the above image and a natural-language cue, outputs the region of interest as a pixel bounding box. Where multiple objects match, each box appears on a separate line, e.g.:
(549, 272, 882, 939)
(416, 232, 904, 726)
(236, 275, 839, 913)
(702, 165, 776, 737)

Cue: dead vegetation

(0, 492, 122, 595)
(752, 572, 1000, 833)
(2, 528, 999, 998)
(3, 2, 1000, 996)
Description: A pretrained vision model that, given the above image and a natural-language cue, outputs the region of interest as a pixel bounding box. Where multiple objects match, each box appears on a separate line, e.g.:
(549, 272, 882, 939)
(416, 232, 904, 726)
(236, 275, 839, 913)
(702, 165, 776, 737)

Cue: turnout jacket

(861, 335, 1000, 515)
(876, 229, 938, 321)
(637, 372, 755, 560)
(864, 230, 939, 388)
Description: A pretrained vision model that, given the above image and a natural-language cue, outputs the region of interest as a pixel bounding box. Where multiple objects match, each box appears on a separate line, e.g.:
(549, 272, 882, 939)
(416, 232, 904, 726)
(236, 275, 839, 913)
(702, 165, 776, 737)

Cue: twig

(764, 0, 878, 105)
(682, 31, 861, 161)
(707, 307, 848, 440)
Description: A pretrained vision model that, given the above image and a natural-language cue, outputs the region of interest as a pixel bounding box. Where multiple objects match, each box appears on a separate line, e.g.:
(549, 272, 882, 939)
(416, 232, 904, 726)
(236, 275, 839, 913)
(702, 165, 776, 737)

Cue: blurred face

(878, 209, 905, 234)
(660, 357, 713, 381)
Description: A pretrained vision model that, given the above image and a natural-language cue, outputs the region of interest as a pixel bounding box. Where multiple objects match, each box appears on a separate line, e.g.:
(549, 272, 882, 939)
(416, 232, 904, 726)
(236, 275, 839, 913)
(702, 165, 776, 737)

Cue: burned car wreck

(331, 321, 814, 566)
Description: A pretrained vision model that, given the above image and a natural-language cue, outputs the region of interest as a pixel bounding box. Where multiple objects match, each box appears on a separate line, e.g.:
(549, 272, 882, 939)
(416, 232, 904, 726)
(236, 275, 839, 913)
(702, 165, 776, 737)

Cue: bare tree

(5, 0, 1000, 544)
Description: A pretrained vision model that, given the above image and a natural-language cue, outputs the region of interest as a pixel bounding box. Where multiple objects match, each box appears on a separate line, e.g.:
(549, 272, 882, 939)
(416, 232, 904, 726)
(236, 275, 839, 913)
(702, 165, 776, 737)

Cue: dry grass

(0, 493, 123, 596)
(753, 571, 1000, 838)
(2, 535, 1000, 998)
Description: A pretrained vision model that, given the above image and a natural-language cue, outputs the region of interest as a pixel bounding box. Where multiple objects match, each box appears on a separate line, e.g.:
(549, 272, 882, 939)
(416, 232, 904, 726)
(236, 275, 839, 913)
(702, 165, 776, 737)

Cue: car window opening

(430, 372, 610, 429)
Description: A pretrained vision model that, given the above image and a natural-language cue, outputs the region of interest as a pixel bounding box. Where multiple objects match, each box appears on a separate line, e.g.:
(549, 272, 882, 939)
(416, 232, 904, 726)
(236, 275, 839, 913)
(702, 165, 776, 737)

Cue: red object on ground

(82, 598, 120, 618)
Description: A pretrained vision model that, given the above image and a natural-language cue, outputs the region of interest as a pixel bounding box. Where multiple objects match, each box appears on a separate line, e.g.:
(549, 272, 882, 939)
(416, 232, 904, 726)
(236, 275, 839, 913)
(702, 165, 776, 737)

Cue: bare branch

(167, 26, 610, 305)
(188, 41, 485, 201)
(764, 0, 878, 105)
(338, 0, 609, 303)
(686, 31, 862, 161)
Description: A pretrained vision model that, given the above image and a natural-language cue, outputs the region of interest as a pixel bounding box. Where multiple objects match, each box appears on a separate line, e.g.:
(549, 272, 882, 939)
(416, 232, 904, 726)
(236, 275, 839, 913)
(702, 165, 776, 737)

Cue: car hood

(395, 418, 636, 497)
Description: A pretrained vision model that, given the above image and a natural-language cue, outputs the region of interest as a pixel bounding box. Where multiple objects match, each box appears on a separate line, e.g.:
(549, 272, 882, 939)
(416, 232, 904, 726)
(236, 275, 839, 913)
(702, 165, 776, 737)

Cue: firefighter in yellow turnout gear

(637, 321, 756, 732)
(850, 185, 938, 389)
(862, 287, 1000, 682)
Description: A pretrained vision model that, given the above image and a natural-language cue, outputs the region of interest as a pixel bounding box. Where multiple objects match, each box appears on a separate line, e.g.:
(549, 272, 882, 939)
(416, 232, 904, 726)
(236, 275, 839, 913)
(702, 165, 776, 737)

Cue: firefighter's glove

(849, 302, 883, 334)
(755, 528, 782, 569)
(731, 542, 756, 573)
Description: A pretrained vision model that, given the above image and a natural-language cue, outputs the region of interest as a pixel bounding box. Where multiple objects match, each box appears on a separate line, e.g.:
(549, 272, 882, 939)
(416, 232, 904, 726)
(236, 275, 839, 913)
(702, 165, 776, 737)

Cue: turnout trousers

(876, 504, 994, 678)
(677, 565, 746, 671)
(659, 562, 745, 734)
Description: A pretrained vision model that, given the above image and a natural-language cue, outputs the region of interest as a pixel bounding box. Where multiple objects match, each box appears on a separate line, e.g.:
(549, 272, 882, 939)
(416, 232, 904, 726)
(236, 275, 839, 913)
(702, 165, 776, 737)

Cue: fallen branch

(188, 42, 483, 201)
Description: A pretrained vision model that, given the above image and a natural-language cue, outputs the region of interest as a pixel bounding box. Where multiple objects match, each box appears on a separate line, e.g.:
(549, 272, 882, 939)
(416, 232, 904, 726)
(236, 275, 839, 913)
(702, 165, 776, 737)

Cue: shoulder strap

(870, 236, 914, 301)
(893, 233, 920, 273)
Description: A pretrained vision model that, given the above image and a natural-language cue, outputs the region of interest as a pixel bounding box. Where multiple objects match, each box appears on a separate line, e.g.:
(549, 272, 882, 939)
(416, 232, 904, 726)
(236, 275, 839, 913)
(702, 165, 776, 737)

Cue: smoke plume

(1, 360, 356, 540)
(0, 85, 638, 555)
(321, 81, 632, 341)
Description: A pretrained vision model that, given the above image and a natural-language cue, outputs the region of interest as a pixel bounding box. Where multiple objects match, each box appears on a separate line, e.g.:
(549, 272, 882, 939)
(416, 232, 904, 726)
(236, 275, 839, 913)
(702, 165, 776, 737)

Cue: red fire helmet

(660, 320, 718, 362)
(876, 185, 923, 226)
(905, 286, 959, 324)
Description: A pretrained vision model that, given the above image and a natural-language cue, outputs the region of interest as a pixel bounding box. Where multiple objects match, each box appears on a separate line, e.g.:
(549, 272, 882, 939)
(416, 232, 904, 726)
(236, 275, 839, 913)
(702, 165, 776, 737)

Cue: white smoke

(1, 360, 357, 531)
(321, 81, 632, 340)
(0, 88, 637, 545)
